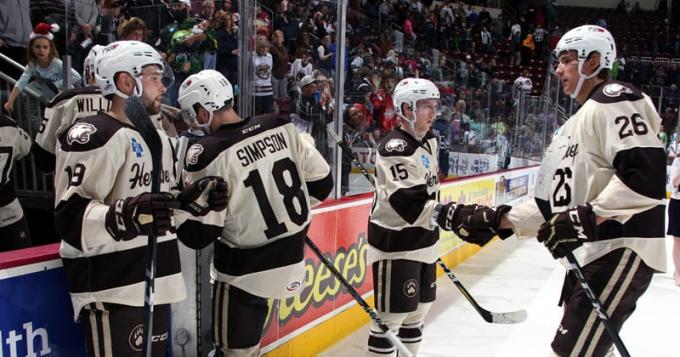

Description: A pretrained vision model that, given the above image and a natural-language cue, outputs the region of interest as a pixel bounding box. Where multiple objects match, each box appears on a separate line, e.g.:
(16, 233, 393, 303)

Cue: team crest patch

(186, 144, 204, 165)
(129, 324, 144, 351)
(130, 138, 144, 158)
(421, 154, 430, 169)
(603, 83, 633, 97)
(385, 138, 407, 152)
(403, 279, 418, 298)
(66, 122, 97, 145)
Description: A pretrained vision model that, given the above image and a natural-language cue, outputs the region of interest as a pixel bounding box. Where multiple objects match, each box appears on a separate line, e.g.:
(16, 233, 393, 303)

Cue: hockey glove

(105, 192, 180, 241)
(537, 204, 598, 259)
(436, 204, 503, 246)
(177, 176, 228, 216)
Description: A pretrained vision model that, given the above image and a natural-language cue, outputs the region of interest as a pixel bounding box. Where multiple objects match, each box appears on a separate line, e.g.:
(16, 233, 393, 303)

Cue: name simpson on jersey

(236, 132, 288, 167)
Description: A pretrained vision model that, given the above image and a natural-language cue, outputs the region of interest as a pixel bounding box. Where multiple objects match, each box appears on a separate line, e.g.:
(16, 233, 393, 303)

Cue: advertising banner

(0, 261, 86, 357)
(261, 201, 373, 350)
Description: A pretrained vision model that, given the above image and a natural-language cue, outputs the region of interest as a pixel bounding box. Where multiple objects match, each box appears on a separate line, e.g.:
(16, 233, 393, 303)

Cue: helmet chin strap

(114, 76, 144, 100)
(199, 111, 215, 133)
(570, 59, 600, 99)
(399, 101, 425, 141)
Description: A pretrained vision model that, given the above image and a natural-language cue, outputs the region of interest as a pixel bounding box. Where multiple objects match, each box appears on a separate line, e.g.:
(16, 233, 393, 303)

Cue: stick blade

(489, 309, 528, 324)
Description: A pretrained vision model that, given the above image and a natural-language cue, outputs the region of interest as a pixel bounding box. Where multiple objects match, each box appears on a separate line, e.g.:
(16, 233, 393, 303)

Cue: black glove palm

(537, 204, 598, 259)
(105, 192, 180, 241)
(178, 176, 228, 216)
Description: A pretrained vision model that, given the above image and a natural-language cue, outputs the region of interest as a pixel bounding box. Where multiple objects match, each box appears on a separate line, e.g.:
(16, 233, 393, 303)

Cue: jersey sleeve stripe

(388, 184, 434, 224)
(62, 239, 181, 293)
(367, 223, 438, 252)
(598, 204, 666, 240)
(54, 193, 91, 251)
(612, 146, 667, 199)
(306, 172, 333, 202)
(177, 220, 221, 249)
(213, 232, 305, 276)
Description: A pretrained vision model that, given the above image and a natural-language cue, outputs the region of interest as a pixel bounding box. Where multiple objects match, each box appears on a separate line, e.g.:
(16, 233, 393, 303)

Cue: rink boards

(0, 166, 540, 357)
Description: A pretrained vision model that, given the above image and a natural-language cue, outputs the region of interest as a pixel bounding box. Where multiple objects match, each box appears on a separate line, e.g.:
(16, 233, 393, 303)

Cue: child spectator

(4, 23, 81, 113)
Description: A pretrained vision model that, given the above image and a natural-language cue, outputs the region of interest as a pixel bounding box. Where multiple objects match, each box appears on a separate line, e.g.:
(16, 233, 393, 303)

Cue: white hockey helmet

(393, 78, 440, 124)
(555, 25, 616, 98)
(83, 45, 105, 84)
(94, 40, 164, 99)
(178, 69, 234, 131)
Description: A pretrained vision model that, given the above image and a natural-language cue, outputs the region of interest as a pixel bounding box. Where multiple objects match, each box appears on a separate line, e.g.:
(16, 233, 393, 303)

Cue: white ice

(320, 234, 679, 356)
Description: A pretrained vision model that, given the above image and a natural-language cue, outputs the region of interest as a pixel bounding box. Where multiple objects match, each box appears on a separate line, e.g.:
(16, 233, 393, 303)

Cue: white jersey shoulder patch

(385, 138, 407, 152)
(602, 83, 633, 97)
(187, 143, 204, 165)
(66, 122, 97, 145)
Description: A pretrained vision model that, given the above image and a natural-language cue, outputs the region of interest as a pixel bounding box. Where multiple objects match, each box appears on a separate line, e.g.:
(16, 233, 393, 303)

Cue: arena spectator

(160, 0, 216, 106)
(252, 35, 274, 115)
(117, 17, 148, 41)
(296, 75, 333, 162)
(215, 10, 238, 85)
(0, 0, 32, 78)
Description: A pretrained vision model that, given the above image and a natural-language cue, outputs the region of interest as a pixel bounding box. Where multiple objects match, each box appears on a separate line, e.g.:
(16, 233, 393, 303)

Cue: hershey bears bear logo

(67, 122, 97, 145)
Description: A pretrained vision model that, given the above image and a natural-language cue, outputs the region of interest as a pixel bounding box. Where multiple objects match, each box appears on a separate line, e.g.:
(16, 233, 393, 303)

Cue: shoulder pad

(379, 130, 418, 157)
(47, 86, 101, 108)
(589, 81, 644, 104)
(58, 113, 126, 152)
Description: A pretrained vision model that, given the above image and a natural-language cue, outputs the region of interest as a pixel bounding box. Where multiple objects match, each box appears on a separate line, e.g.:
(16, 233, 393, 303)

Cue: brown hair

(118, 17, 147, 41)
(26, 37, 59, 64)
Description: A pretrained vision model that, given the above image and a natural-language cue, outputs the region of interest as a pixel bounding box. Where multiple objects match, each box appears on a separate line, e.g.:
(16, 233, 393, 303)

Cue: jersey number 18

(244, 157, 309, 239)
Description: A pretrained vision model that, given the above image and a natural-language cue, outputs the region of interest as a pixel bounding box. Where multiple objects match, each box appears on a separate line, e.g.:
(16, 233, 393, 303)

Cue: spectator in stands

(521, 34, 536, 65)
(221, 0, 234, 12)
(371, 72, 398, 137)
(661, 106, 678, 138)
(199, 0, 216, 21)
(296, 75, 334, 162)
(215, 10, 239, 85)
(341, 103, 372, 196)
(270, 30, 290, 101)
(514, 69, 533, 95)
(94, 0, 125, 45)
(160, 0, 216, 106)
(0, 0, 32, 79)
(252, 36, 274, 115)
(433, 106, 451, 178)
(117, 17, 148, 42)
(4, 23, 82, 113)
(450, 99, 471, 150)
(317, 35, 334, 77)
(533, 23, 547, 56)
(509, 22, 522, 66)
(29, 0, 79, 57)
(480, 27, 493, 54)
(290, 51, 314, 105)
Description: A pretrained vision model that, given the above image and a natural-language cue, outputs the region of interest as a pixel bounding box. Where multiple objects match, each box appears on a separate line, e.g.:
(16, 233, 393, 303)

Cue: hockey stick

(124, 95, 163, 357)
(536, 198, 631, 357)
(327, 127, 527, 324)
(326, 127, 375, 186)
(435, 258, 527, 324)
(304, 236, 413, 357)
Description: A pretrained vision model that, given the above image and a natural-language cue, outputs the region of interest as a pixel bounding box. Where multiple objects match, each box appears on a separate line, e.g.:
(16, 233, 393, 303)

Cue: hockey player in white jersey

(467, 25, 667, 356)
(0, 114, 32, 251)
(34, 44, 109, 172)
(366, 78, 512, 356)
(54, 41, 228, 356)
(176, 70, 333, 356)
